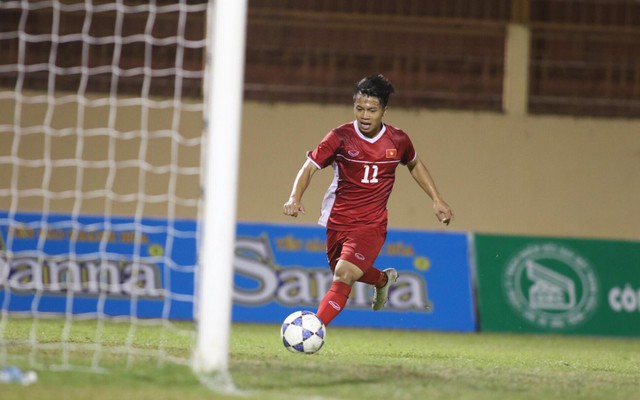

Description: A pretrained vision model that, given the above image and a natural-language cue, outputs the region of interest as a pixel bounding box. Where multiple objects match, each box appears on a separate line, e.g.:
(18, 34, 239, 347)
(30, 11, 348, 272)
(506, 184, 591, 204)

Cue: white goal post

(193, 0, 248, 382)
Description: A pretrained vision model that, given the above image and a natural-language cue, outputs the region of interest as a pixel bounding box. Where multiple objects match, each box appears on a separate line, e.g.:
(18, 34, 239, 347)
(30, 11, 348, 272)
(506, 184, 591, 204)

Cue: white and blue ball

(280, 311, 326, 354)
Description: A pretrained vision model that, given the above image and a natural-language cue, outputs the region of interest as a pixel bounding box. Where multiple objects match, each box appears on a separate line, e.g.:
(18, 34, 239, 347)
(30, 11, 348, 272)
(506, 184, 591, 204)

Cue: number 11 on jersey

(361, 164, 379, 184)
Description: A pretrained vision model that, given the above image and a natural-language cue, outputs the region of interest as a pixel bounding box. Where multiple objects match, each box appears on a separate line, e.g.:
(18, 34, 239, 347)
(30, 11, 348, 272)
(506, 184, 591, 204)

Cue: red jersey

(307, 121, 417, 230)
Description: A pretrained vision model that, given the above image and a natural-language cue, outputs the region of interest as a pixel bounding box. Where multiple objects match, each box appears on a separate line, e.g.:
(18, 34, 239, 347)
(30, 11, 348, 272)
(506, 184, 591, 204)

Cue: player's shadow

(249, 361, 422, 391)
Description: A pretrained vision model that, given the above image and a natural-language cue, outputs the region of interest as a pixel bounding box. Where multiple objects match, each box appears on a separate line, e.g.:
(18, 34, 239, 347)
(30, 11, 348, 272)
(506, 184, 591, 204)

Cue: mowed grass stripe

(1, 319, 639, 400)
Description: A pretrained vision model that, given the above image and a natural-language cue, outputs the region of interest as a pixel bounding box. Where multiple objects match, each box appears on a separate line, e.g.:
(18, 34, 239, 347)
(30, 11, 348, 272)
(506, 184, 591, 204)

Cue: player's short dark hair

(353, 74, 395, 108)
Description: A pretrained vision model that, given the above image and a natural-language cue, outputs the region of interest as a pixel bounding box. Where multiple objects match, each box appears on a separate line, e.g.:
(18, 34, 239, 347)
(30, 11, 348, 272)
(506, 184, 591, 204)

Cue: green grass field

(1, 319, 639, 400)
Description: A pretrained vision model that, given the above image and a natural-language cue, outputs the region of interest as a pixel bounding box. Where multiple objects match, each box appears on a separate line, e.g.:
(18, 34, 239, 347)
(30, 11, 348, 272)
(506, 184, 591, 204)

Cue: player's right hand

(283, 199, 306, 218)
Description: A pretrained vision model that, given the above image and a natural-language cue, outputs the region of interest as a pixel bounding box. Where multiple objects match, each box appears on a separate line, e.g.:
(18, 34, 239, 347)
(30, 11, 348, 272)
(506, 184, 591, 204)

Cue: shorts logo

(355, 253, 365, 261)
(504, 243, 599, 330)
(328, 301, 341, 311)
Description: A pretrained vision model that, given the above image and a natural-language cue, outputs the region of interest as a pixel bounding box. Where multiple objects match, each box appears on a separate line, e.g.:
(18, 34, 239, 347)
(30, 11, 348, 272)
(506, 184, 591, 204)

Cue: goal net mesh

(0, 0, 209, 371)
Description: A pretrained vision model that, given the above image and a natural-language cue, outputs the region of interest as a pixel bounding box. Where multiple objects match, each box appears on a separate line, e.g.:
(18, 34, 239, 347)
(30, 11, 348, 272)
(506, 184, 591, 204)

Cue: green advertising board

(474, 234, 640, 337)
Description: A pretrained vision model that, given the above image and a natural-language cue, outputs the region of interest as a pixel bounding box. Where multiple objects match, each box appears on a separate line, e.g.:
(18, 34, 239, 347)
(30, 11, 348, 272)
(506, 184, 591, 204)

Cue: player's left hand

(433, 199, 453, 226)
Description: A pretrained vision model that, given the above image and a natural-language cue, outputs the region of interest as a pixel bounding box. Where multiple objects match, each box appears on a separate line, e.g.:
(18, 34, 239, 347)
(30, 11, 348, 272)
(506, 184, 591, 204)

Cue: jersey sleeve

(399, 132, 417, 165)
(307, 130, 341, 169)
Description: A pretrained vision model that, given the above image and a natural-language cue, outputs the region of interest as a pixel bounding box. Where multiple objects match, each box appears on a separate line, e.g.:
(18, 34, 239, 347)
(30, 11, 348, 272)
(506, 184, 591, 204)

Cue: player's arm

(283, 159, 319, 218)
(407, 157, 454, 225)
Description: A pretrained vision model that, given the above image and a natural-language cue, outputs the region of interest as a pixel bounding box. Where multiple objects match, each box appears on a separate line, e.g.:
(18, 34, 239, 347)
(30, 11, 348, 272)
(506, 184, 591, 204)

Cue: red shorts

(326, 227, 387, 273)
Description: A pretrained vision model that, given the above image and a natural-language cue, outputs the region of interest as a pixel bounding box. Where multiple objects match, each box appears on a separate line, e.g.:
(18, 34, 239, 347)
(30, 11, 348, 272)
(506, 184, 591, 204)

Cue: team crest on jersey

(386, 149, 397, 158)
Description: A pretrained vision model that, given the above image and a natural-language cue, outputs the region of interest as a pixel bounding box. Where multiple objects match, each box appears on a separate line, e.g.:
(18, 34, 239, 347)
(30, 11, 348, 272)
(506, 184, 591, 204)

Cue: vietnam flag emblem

(386, 148, 397, 158)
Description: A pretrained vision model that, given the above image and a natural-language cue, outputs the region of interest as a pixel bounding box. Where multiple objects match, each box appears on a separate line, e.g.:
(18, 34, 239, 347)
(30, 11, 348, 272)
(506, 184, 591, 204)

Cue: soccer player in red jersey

(283, 75, 453, 326)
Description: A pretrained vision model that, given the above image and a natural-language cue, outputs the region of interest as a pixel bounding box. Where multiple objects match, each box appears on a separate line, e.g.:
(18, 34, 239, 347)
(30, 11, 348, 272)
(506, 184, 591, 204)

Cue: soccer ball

(280, 310, 326, 354)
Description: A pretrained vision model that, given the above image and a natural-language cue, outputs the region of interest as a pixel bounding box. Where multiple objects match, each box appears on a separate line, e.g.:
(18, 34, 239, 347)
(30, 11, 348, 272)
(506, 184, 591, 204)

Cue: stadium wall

(2, 94, 639, 241)
(240, 101, 640, 241)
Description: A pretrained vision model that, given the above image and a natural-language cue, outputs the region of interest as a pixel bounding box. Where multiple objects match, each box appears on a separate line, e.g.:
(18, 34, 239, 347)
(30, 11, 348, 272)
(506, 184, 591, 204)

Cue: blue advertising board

(234, 223, 476, 332)
(1, 212, 476, 332)
(0, 211, 197, 319)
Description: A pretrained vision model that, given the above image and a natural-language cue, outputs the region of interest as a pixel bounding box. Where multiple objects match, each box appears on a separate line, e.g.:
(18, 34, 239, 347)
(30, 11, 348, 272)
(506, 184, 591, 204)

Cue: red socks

(316, 281, 351, 326)
(316, 268, 386, 326)
(358, 267, 387, 287)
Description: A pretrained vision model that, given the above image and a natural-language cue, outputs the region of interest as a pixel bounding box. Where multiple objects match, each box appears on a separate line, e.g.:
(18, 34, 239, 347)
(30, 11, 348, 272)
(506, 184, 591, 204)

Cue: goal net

(0, 0, 245, 383)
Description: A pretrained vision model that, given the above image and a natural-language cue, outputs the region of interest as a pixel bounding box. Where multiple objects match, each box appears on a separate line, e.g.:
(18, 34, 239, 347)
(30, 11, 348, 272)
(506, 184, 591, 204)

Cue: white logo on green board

(504, 243, 599, 329)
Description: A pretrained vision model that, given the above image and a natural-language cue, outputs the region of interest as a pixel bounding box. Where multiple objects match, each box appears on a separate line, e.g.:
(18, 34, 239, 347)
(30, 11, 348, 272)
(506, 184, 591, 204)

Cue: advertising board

(234, 223, 476, 331)
(475, 234, 640, 336)
(0, 212, 476, 331)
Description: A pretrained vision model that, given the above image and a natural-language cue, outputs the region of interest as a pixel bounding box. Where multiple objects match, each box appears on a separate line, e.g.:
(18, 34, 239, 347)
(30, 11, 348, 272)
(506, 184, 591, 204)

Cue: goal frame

(191, 0, 248, 385)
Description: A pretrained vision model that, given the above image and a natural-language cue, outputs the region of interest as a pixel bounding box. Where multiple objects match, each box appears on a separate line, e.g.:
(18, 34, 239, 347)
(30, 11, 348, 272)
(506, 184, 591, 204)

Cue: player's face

(353, 94, 386, 137)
